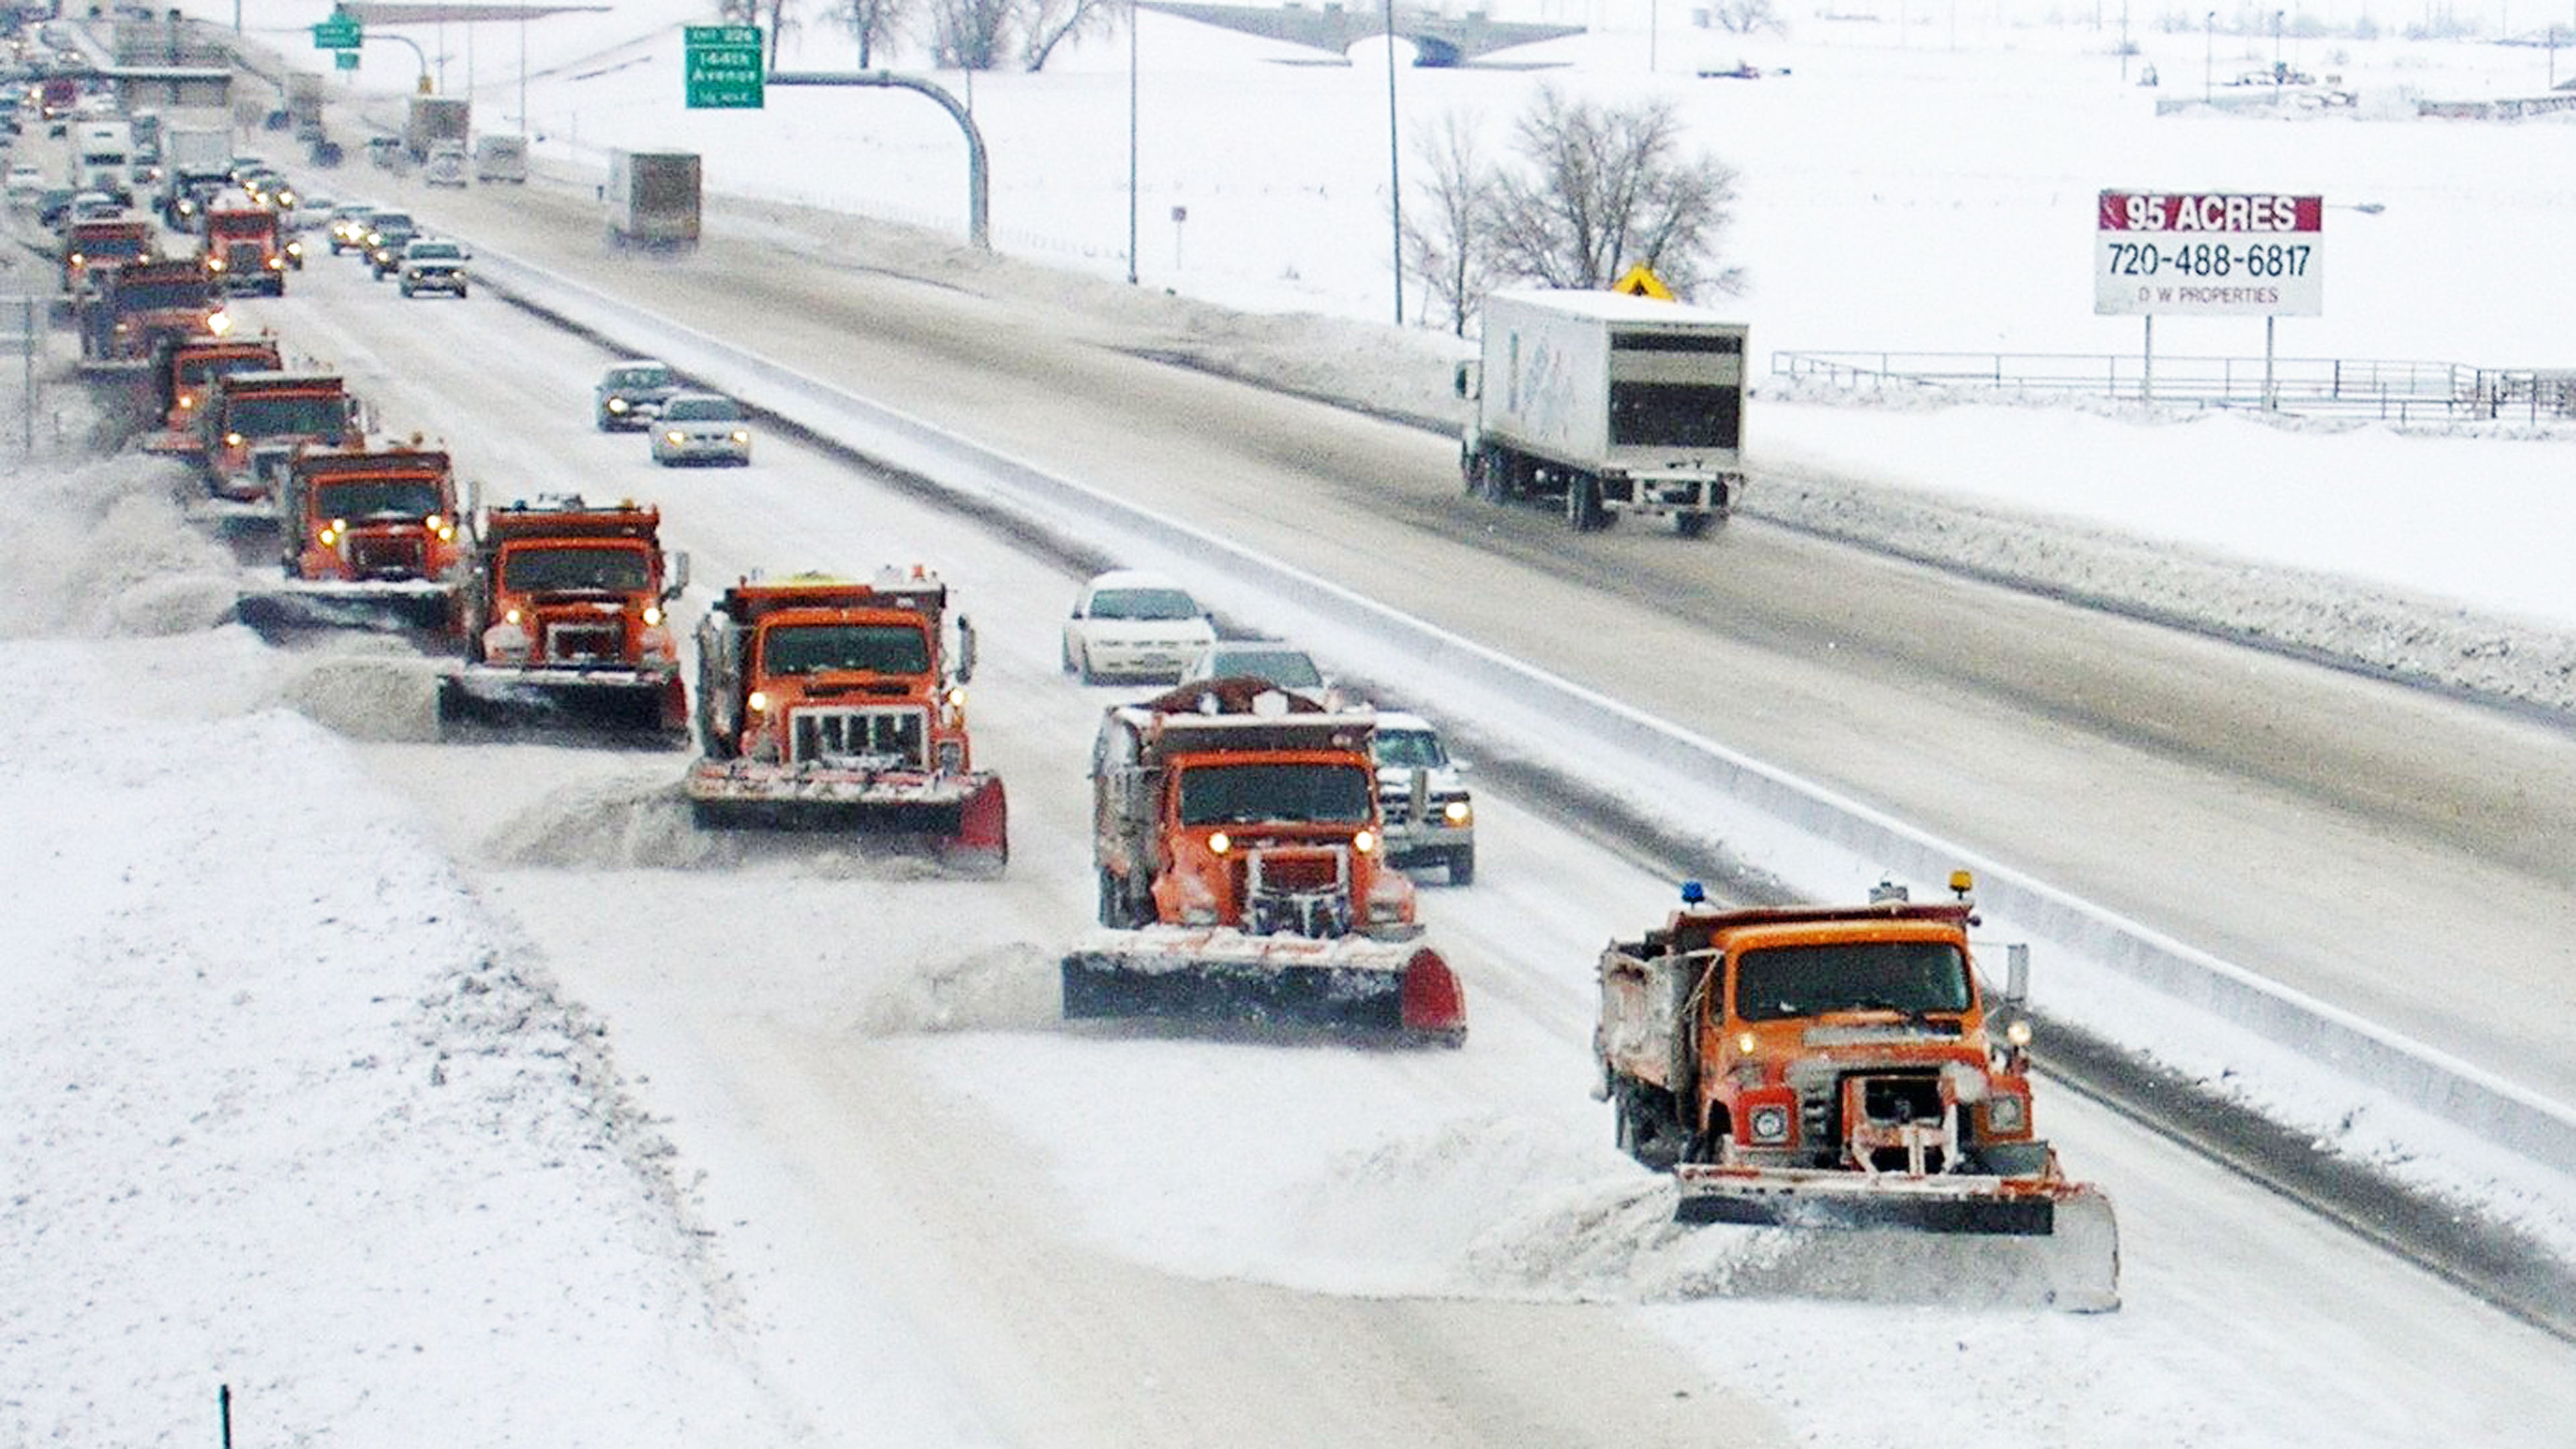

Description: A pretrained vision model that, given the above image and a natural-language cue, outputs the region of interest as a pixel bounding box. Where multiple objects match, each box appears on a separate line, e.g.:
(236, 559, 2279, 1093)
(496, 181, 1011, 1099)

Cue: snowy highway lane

(356, 168, 2576, 1126)
(191, 227, 2576, 1444)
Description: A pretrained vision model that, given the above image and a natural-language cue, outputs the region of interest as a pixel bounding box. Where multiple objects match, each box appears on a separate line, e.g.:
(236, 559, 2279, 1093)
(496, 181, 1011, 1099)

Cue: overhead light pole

(2204, 11, 2215, 101)
(1128, 0, 1138, 285)
(1384, 0, 1402, 326)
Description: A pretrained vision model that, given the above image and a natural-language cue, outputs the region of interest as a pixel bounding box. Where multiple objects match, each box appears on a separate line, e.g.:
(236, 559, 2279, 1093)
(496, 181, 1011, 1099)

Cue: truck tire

(1446, 847, 1476, 886)
(1566, 474, 1607, 533)
(1097, 868, 1146, 927)
(1613, 1083, 1682, 1171)
(1675, 510, 1715, 539)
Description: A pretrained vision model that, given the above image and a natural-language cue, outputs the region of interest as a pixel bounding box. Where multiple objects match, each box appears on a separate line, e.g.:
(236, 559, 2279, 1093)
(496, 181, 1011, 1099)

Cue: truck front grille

(790, 706, 926, 769)
(541, 616, 623, 663)
(348, 535, 425, 578)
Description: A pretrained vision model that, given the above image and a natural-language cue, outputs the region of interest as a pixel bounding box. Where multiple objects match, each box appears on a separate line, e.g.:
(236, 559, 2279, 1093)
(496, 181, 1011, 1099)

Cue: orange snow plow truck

(437, 497, 690, 737)
(685, 570, 1008, 872)
(235, 441, 466, 635)
(1595, 875, 2118, 1309)
(1061, 678, 1467, 1044)
(144, 333, 283, 458)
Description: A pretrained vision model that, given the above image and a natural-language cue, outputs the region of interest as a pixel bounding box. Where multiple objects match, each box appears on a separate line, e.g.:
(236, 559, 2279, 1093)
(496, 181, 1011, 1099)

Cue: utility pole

(1384, 0, 1402, 326)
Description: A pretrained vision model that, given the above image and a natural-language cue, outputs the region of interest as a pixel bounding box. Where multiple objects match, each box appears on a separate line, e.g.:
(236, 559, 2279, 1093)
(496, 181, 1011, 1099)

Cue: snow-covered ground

(11, 6, 2576, 1444)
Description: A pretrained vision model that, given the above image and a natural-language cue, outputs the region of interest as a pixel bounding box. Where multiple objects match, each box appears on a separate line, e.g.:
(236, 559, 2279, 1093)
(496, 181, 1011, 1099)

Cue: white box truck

(71, 118, 135, 203)
(604, 149, 700, 254)
(472, 133, 527, 183)
(1456, 288, 1748, 537)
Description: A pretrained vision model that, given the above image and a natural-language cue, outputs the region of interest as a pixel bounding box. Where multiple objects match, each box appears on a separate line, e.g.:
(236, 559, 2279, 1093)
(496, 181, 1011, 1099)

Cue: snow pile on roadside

(0, 647, 808, 1446)
(0, 451, 237, 639)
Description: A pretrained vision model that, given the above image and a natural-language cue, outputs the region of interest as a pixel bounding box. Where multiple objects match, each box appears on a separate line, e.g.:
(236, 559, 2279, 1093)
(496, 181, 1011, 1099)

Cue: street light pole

(2204, 11, 2215, 101)
(1127, 0, 1138, 285)
(1384, 0, 1402, 326)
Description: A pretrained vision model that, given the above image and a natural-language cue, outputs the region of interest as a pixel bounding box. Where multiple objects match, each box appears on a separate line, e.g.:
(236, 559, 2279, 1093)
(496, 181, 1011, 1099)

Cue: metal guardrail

(1773, 350, 2576, 425)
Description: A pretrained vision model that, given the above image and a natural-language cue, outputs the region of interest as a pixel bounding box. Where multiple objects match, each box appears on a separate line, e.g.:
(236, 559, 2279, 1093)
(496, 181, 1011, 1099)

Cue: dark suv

(363, 210, 417, 278)
(594, 360, 680, 431)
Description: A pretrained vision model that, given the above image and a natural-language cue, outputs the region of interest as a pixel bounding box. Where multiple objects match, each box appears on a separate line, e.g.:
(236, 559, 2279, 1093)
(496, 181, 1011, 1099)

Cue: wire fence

(1770, 349, 2576, 425)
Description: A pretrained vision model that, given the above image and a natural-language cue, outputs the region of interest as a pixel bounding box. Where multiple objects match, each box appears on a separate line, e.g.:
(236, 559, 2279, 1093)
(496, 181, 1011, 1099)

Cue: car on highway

(593, 359, 679, 431)
(326, 202, 375, 254)
(362, 209, 417, 278)
(649, 393, 751, 466)
(396, 238, 469, 298)
(1060, 568, 1218, 685)
(1177, 638, 1330, 696)
(1368, 710, 1476, 885)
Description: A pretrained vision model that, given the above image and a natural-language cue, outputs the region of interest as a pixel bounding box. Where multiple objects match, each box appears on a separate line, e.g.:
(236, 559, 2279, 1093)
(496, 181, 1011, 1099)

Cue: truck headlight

(1748, 1105, 1792, 1144)
(1207, 831, 1231, 855)
(606, 397, 628, 413)
(1442, 800, 1472, 825)
(1352, 828, 1376, 854)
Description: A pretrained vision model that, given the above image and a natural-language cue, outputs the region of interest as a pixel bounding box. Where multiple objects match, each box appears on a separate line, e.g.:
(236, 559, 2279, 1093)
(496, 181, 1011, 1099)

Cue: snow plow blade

(683, 763, 1008, 873)
(234, 580, 457, 638)
(436, 665, 688, 742)
(1062, 926, 1467, 1045)
(1672, 1165, 2120, 1311)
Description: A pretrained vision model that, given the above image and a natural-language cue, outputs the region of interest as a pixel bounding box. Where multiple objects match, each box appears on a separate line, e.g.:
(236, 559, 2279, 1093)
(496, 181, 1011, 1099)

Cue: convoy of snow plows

(23, 78, 2118, 1309)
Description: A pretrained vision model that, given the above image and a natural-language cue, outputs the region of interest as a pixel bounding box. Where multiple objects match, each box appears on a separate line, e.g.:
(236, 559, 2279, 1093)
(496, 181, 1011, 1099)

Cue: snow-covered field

(10, 5, 2576, 1444)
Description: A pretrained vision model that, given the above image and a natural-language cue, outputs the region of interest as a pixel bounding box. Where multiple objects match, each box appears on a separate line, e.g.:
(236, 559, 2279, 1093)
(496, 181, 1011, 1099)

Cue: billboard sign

(2095, 191, 2322, 317)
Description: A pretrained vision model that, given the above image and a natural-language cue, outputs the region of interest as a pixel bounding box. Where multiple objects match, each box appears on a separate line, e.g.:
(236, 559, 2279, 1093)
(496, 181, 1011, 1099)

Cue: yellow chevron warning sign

(1610, 264, 1674, 301)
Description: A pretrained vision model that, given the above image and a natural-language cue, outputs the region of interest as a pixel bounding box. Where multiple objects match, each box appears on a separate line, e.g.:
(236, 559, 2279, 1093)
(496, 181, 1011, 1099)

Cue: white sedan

(649, 393, 751, 466)
(1060, 568, 1217, 684)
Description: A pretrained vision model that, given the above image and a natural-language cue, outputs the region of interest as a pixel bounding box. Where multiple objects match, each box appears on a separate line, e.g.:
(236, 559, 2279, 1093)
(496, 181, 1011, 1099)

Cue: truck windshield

(1177, 763, 1372, 826)
(178, 354, 273, 387)
(1371, 729, 1446, 769)
(761, 623, 930, 676)
(77, 233, 147, 258)
(224, 395, 347, 439)
(314, 479, 444, 520)
(115, 280, 203, 309)
(500, 546, 652, 594)
(1734, 941, 1972, 1022)
(1089, 587, 1199, 621)
(1608, 382, 1741, 450)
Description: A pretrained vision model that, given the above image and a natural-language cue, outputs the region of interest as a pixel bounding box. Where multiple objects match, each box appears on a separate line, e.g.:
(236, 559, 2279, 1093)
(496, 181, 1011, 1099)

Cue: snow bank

(0, 647, 806, 1445)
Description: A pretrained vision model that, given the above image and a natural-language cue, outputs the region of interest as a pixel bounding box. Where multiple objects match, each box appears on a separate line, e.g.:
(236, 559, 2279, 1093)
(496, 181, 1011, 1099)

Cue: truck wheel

(1675, 510, 1715, 539)
(1566, 475, 1606, 533)
(1096, 869, 1128, 927)
(1613, 1085, 1680, 1171)
(1446, 847, 1475, 886)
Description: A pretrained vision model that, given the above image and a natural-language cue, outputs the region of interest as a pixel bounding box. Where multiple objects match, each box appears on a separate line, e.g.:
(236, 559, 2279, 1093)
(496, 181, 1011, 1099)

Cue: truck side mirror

(955, 615, 977, 684)
(1453, 361, 1479, 400)
(2004, 943, 2029, 1009)
(663, 549, 691, 600)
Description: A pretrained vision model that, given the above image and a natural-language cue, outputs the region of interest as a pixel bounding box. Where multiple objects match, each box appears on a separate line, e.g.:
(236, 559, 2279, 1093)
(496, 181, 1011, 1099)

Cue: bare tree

(1020, 0, 1118, 70)
(1485, 87, 1743, 299)
(1709, 0, 1786, 37)
(828, 0, 907, 67)
(1400, 111, 1501, 337)
(926, 0, 1012, 67)
(716, 0, 757, 21)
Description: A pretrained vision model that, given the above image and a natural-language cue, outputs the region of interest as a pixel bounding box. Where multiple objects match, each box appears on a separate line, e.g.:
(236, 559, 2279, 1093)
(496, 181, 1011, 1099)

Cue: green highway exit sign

(684, 25, 763, 109)
(312, 15, 361, 49)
